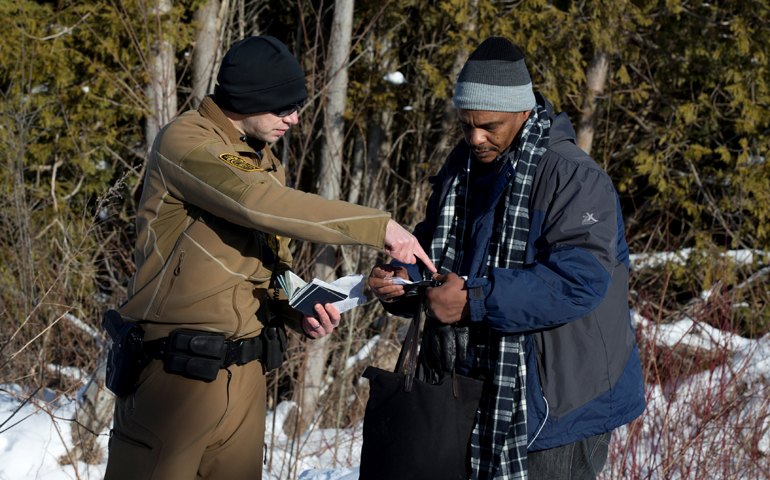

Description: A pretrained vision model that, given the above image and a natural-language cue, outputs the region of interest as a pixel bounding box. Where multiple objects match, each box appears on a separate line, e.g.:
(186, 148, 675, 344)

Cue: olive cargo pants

(105, 359, 266, 480)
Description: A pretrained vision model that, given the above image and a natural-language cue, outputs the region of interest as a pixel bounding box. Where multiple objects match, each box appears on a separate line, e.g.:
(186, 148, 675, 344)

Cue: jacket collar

(198, 96, 244, 143)
(198, 96, 268, 153)
(198, 96, 279, 170)
(537, 92, 576, 147)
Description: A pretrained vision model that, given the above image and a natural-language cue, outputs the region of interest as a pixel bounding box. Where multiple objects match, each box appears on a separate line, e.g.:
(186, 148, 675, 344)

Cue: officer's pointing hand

(302, 303, 340, 338)
(384, 219, 437, 273)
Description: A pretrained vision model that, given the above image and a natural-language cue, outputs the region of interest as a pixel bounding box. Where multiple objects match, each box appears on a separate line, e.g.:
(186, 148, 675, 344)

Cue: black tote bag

(358, 302, 484, 480)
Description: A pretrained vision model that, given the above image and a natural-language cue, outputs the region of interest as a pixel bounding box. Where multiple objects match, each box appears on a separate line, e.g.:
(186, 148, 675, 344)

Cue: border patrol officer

(104, 36, 435, 480)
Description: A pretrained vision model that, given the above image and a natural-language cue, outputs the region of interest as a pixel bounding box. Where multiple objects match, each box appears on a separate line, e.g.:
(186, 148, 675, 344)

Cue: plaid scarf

(427, 100, 550, 479)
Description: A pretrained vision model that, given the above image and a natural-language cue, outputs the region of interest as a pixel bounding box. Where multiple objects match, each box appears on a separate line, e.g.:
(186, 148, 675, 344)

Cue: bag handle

(394, 279, 441, 376)
(393, 298, 429, 393)
(392, 296, 461, 397)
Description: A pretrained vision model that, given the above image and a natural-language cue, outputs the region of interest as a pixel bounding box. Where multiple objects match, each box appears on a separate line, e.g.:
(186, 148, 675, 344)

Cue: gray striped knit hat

(452, 37, 536, 113)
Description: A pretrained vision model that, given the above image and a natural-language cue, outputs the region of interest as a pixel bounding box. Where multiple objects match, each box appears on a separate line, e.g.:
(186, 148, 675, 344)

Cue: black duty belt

(102, 310, 288, 396)
(143, 327, 287, 382)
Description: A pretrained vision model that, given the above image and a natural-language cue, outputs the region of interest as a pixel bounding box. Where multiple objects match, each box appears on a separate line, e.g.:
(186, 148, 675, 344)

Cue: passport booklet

(277, 271, 366, 317)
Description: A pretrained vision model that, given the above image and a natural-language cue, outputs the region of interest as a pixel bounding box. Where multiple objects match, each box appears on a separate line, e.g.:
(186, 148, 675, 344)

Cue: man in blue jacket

(369, 37, 646, 479)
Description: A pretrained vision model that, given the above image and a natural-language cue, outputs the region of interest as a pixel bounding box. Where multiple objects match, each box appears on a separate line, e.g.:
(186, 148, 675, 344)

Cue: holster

(102, 310, 150, 397)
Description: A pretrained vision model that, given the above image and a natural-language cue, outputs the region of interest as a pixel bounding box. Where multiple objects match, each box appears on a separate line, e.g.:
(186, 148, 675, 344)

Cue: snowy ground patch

(601, 314, 770, 479)
(0, 383, 364, 480)
(262, 401, 364, 480)
(0, 385, 108, 480)
(628, 249, 768, 270)
(297, 468, 359, 480)
(3, 315, 770, 479)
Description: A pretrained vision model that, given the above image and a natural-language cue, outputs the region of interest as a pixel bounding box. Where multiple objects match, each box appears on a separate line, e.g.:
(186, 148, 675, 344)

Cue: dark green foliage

(0, 0, 192, 386)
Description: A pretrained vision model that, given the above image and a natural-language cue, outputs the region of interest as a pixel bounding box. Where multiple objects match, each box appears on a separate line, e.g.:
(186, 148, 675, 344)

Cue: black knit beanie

(213, 36, 307, 114)
(452, 37, 535, 112)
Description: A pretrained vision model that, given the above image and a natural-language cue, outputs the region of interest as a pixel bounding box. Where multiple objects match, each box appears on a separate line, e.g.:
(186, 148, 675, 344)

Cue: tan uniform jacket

(120, 97, 389, 341)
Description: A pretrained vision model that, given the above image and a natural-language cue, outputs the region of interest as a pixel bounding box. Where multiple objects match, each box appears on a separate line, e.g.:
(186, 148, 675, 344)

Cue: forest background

(1, 0, 770, 478)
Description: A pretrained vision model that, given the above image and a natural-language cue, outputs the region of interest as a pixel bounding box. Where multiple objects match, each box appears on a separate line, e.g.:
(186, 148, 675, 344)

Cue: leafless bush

(603, 270, 770, 479)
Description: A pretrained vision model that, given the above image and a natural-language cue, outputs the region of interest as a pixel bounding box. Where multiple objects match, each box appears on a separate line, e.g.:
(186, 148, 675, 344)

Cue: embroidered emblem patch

(218, 153, 262, 172)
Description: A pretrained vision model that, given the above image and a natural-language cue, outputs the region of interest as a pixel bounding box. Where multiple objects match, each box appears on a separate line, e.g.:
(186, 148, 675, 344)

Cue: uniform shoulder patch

(218, 153, 263, 172)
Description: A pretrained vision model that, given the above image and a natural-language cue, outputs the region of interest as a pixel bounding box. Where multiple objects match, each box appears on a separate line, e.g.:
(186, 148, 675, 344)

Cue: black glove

(418, 317, 469, 384)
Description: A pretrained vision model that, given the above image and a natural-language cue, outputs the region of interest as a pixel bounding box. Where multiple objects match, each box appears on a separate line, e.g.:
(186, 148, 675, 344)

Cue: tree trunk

(8, 99, 34, 318)
(207, 0, 230, 97)
(432, 0, 478, 165)
(364, 32, 395, 212)
(191, 0, 220, 109)
(365, 110, 393, 211)
(297, 0, 354, 437)
(72, 1, 179, 463)
(576, 51, 609, 156)
(238, 0, 246, 40)
(348, 130, 365, 206)
(145, 0, 178, 151)
(340, 132, 366, 282)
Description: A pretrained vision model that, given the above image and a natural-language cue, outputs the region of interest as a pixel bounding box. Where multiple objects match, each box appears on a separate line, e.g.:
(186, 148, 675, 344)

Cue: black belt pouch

(164, 329, 227, 382)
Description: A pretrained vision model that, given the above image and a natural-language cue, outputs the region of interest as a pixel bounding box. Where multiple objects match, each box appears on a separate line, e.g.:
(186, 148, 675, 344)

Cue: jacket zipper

(155, 249, 187, 318)
(528, 394, 549, 449)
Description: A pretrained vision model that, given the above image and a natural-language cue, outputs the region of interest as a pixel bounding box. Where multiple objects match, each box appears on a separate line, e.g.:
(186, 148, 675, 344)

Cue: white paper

(324, 274, 367, 314)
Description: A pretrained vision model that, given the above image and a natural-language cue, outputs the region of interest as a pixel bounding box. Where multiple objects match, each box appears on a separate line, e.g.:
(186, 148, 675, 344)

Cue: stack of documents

(277, 271, 367, 317)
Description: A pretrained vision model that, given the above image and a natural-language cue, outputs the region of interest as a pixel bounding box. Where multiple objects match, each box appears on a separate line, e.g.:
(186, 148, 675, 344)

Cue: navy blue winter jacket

(386, 94, 646, 451)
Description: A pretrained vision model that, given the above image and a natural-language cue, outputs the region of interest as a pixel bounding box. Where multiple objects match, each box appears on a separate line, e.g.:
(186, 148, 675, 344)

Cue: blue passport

(289, 283, 348, 316)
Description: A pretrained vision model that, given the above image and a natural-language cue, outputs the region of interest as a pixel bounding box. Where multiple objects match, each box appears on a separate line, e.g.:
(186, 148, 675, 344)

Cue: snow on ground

(0, 385, 107, 480)
(601, 313, 770, 479)
(3, 314, 770, 479)
(297, 468, 359, 480)
(631, 310, 756, 353)
(0, 381, 362, 480)
(261, 400, 364, 480)
(628, 248, 768, 270)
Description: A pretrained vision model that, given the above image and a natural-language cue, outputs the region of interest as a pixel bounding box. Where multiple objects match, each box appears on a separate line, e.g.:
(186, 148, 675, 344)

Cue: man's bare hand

(425, 273, 470, 324)
(302, 303, 341, 338)
(384, 219, 437, 273)
(368, 264, 410, 302)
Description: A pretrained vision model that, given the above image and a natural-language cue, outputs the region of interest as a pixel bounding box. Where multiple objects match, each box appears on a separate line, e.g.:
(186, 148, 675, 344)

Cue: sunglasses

(271, 99, 305, 117)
